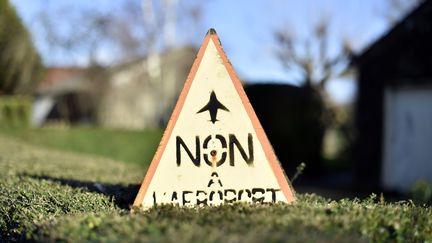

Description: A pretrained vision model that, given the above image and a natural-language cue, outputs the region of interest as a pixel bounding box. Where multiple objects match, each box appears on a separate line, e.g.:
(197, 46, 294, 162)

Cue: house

(353, 0, 432, 193)
(97, 46, 197, 129)
(32, 67, 99, 126)
(33, 46, 197, 129)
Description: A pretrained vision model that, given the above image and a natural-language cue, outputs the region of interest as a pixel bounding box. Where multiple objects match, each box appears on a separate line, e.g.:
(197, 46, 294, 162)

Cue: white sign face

(133, 29, 295, 208)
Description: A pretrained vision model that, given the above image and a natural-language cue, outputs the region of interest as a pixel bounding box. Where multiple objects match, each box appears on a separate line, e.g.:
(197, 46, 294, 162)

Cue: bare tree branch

(275, 18, 353, 90)
(36, 0, 203, 67)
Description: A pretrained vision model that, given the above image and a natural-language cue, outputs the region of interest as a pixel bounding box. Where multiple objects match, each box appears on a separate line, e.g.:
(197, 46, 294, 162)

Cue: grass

(0, 127, 162, 166)
(0, 134, 431, 242)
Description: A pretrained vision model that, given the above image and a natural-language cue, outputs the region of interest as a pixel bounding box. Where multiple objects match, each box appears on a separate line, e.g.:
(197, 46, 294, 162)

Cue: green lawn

(0, 134, 431, 242)
(0, 127, 162, 167)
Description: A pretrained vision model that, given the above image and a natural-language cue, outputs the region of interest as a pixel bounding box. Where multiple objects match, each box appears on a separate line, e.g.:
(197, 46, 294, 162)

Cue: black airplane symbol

(197, 91, 229, 124)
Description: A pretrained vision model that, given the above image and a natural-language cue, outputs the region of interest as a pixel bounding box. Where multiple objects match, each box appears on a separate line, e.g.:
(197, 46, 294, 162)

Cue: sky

(10, 0, 401, 103)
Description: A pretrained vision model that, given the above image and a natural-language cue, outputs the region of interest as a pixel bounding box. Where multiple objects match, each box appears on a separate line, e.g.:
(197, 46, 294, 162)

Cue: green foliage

(35, 201, 366, 243)
(0, 177, 116, 241)
(0, 135, 143, 241)
(0, 127, 162, 166)
(412, 180, 432, 205)
(0, 96, 31, 128)
(0, 0, 43, 95)
(0, 134, 431, 242)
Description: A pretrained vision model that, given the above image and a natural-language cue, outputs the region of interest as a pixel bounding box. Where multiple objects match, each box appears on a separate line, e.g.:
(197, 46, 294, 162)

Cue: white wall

(382, 86, 432, 192)
(31, 96, 55, 126)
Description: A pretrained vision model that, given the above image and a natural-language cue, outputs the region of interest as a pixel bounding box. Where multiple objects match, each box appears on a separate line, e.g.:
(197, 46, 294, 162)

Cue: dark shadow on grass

(20, 173, 140, 210)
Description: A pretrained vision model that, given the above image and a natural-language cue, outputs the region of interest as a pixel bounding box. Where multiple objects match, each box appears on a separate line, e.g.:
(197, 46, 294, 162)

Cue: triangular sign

(133, 29, 295, 208)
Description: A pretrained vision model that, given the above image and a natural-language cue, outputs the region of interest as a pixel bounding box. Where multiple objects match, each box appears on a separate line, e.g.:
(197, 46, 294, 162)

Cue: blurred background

(1, 0, 431, 202)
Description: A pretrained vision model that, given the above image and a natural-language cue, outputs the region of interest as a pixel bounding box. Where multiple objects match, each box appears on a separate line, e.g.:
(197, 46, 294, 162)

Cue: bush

(0, 177, 117, 241)
(412, 180, 432, 205)
(0, 134, 143, 241)
(32, 195, 432, 243)
(0, 96, 32, 128)
(1, 134, 431, 242)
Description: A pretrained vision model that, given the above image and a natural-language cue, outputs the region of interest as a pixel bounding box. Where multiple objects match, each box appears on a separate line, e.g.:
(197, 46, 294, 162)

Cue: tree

(275, 18, 353, 94)
(32, 0, 203, 127)
(36, 0, 202, 67)
(273, 1, 422, 174)
(0, 0, 43, 95)
(273, 18, 354, 174)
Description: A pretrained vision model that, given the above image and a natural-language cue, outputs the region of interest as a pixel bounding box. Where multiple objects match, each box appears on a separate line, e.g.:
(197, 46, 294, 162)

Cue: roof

(354, 0, 432, 65)
(36, 67, 90, 95)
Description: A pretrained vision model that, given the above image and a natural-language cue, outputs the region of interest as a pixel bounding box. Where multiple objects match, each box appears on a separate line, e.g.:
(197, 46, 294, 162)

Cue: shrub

(1, 134, 431, 242)
(0, 96, 32, 128)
